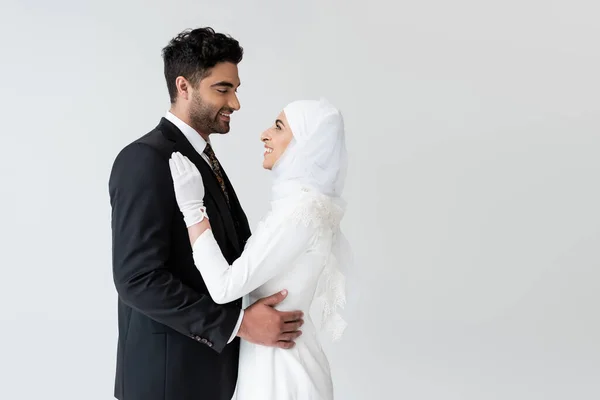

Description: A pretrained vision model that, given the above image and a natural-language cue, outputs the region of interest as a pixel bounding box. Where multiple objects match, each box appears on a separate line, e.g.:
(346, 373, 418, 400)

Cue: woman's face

(261, 110, 294, 170)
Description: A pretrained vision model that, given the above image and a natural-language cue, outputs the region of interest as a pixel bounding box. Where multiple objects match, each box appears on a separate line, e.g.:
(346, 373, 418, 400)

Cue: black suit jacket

(109, 118, 251, 400)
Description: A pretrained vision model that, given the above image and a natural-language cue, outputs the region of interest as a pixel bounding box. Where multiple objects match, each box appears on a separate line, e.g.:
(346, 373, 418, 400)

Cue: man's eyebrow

(210, 81, 241, 88)
(275, 119, 285, 127)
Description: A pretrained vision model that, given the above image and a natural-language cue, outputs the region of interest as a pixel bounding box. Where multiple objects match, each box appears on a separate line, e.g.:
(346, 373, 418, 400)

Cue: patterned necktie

(203, 143, 230, 205)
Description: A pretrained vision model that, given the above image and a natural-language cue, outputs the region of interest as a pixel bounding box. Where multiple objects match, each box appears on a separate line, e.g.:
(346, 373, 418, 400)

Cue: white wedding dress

(191, 185, 347, 400)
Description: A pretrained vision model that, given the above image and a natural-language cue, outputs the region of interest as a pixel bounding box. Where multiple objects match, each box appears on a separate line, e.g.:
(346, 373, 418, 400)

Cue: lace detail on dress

(289, 188, 344, 229)
(317, 246, 347, 342)
(290, 187, 347, 342)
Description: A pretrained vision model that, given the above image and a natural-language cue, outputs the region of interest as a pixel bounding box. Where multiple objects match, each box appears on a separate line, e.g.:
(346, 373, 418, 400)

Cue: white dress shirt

(164, 111, 244, 344)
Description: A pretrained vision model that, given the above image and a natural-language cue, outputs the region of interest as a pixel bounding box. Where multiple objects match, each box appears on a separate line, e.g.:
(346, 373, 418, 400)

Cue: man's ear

(175, 76, 190, 101)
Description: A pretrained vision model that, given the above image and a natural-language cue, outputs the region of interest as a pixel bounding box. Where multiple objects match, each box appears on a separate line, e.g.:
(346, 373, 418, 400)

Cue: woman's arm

(188, 216, 211, 245)
(169, 151, 317, 304)
(190, 203, 316, 304)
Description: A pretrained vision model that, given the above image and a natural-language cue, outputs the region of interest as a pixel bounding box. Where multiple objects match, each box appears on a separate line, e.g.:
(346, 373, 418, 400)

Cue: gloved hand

(169, 151, 209, 227)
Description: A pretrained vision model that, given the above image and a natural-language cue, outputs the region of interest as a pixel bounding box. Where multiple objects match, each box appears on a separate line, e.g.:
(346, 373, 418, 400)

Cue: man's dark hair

(161, 27, 243, 103)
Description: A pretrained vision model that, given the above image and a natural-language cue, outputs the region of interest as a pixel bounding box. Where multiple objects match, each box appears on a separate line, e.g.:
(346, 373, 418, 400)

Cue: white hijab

(271, 98, 347, 201)
(272, 98, 350, 341)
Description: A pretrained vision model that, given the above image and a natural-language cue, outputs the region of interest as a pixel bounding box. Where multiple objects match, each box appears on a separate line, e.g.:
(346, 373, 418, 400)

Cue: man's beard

(189, 93, 230, 135)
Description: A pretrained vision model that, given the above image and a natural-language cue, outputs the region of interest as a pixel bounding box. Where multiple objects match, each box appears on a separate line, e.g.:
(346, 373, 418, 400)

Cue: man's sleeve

(228, 310, 244, 343)
(109, 143, 240, 353)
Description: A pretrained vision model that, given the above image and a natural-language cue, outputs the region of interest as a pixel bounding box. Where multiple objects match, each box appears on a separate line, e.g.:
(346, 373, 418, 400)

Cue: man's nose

(229, 93, 240, 111)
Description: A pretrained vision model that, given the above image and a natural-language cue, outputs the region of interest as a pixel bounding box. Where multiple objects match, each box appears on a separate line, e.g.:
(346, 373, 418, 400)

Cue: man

(108, 27, 304, 400)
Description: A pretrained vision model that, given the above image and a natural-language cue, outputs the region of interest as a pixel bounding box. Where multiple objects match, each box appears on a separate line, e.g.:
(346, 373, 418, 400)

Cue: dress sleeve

(191, 198, 319, 304)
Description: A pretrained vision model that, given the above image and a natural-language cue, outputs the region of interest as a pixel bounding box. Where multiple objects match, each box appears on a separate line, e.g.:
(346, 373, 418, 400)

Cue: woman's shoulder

(276, 186, 345, 229)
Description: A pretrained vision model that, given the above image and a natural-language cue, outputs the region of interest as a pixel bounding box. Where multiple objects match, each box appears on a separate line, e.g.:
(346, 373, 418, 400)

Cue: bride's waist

(241, 334, 323, 358)
(247, 296, 313, 312)
(243, 321, 321, 348)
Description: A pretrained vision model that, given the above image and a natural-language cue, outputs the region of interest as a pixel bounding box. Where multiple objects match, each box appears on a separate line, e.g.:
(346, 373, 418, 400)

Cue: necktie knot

(203, 142, 216, 159)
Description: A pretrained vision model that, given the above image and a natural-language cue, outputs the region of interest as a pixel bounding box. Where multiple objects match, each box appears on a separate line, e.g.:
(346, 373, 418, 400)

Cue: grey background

(0, 0, 599, 399)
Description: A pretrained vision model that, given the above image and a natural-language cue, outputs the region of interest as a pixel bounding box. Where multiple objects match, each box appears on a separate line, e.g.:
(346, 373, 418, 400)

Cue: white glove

(169, 152, 209, 227)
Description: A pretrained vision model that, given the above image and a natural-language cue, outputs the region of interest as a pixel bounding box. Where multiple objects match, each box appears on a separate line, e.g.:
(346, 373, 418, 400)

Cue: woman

(169, 98, 350, 399)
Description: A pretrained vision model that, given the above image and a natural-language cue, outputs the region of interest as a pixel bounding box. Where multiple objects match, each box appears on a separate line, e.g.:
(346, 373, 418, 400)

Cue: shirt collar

(164, 111, 210, 156)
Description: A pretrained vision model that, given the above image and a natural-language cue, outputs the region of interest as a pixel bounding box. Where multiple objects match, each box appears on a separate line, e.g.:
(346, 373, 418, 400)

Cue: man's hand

(237, 290, 304, 349)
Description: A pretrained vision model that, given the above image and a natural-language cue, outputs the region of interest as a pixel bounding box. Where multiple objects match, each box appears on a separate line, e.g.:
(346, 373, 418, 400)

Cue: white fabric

(274, 98, 350, 341)
(187, 98, 350, 399)
(273, 98, 348, 199)
(193, 188, 342, 399)
(165, 111, 243, 343)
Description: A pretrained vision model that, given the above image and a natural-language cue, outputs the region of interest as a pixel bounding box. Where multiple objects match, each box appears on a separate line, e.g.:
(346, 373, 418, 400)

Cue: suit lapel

(158, 118, 241, 254)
